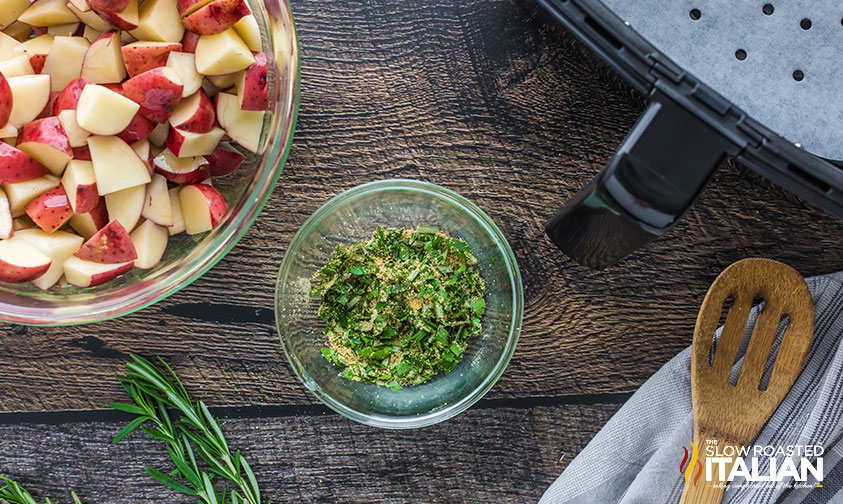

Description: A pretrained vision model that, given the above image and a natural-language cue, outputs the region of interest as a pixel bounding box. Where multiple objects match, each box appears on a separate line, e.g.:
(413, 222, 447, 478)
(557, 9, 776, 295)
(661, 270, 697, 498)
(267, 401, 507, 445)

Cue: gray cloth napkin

(540, 272, 843, 504)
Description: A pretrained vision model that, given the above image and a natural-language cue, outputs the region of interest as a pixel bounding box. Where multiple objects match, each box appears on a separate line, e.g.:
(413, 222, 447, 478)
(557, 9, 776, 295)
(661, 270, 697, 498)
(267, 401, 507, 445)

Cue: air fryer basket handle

(545, 100, 730, 268)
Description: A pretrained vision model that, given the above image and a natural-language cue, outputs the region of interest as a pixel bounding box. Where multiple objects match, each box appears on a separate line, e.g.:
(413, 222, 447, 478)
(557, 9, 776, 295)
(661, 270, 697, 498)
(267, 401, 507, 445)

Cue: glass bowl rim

(275, 178, 524, 429)
(0, 2, 302, 326)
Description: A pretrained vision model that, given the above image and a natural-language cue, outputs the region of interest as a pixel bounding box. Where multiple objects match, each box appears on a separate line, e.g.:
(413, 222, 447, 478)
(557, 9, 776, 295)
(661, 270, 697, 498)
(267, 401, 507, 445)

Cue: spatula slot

(728, 296, 765, 386)
(708, 295, 735, 366)
(758, 314, 790, 391)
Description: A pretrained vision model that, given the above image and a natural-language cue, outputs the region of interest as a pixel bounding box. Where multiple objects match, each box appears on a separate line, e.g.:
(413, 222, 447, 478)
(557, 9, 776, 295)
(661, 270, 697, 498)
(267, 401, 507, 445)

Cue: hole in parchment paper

(800, 18, 812, 30)
(762, 4, 774, 15)
(689, 8, 701, 20)
(735, 49, 747, 61)
(793, 69, 805, 81)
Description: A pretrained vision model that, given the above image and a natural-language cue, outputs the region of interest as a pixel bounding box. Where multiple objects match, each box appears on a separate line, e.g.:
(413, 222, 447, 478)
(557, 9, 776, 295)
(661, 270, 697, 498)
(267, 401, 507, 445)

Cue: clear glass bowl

(0, 0, 300, 325)
(276, 180, 524, 428)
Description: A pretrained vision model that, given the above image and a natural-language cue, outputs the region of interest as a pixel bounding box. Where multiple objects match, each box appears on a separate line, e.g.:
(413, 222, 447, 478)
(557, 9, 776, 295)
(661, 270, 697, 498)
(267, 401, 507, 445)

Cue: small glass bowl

(0, 0, 300, 325)
(276, 179, 523, 428)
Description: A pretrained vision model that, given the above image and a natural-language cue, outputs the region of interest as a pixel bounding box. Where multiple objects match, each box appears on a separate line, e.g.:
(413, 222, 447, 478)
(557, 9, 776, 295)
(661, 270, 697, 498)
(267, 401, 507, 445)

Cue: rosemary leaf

(145, 467, 198, 495)
(113, 354, 267, 504)
(111, 415, 147, 444)
(0, 477, 78, 504)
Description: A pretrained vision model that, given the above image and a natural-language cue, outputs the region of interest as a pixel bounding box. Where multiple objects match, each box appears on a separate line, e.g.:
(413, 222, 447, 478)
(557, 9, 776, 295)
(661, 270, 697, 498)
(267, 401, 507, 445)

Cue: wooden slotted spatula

(679, 258, 814, 504)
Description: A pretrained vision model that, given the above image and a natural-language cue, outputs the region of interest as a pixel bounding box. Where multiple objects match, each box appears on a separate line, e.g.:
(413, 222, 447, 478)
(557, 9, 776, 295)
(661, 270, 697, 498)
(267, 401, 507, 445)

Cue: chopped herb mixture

(309, 226, 487, 391)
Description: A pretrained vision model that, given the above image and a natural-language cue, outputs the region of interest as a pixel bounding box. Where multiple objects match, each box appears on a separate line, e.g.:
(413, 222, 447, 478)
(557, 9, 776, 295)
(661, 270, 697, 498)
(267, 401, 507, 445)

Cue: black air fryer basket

(530, 0, 843, 268)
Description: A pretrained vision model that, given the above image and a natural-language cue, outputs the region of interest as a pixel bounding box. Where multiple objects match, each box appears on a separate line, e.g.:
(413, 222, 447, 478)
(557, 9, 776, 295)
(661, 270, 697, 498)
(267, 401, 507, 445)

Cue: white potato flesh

(194, 29, 255, 76)
(215, 91, 263, 153)
(0, 54, 33, 77)
(88, 135, 151, 195)
(104, 183, 145, 231)
(76, 84, 140, 136)
(58, 110, 91, 148)
(42, 36, 90, 91)
(19, 0, 79, 27)
(130, 218, 167, 269)
(16, 228, 83, 289)
(6, 74, 51, 129)
(141, 174, 173, 226)
(129, 0, 183, 43)
(3, 175, 60, 217)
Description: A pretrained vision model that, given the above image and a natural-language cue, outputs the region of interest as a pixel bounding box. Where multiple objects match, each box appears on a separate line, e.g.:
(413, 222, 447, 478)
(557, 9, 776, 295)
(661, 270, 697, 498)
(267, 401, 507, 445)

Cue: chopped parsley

(309, 226, 487, 391)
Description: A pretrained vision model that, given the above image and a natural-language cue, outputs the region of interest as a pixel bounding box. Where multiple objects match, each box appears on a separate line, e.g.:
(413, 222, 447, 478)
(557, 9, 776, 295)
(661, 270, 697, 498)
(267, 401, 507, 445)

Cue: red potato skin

(71, 181, 99, 214)
(173, 90, 214, 132)
(0, 257, 50, 283)
(66, 257, 134, 286)
(89, 29, 119, 49)
(0, 72, 11, 129)
(192, 183, 226, 226)
(116, 113, 156, 144)
(92, 197, 108, 222)
(102, 82, 124, 94)
(36, 92, 59, 119)
(165, 128, 219, 157)
(29, 54, 47, 74)
(178, 0, 211, 16)
(182, 0, 251, 36)
(165, 128, 188, 156)
(123, 68, 184, 123)
(53, 78, 91, 115)
(73, 145, 91, 160)
(154, 160, 208, 184)
(181, 31, 200, 53)
(239, 52, 268, 111)
(25, 186, 73, 233)
(206, 143, 244, 177)
(0, 143, 47, 183)
(18, 117, 73, 158)
(87, 261, 134, 286)
(88, 0, 130, 14)
(74, 219, 138, 263)
(93, 5, 138, 31)
(121, 43, 182, 78)
(31, 26, 47, 35)
(84, 197, 109, 229)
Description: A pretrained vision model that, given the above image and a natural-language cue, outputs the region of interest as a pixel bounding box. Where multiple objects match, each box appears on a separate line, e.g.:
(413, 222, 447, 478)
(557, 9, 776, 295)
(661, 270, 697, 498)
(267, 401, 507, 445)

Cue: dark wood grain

(2, 0, 843, 415)
(0, 401, 620, 503)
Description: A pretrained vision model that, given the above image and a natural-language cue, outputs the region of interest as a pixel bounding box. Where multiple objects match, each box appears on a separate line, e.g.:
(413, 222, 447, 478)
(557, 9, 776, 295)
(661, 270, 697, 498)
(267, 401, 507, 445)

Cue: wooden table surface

(3, 0, 843, 502)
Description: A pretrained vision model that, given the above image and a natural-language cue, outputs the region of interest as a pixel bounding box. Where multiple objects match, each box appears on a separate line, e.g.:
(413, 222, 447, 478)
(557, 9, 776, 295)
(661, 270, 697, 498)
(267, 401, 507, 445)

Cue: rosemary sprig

(0, 477, 82, 504)
(110, 354, 266, 504)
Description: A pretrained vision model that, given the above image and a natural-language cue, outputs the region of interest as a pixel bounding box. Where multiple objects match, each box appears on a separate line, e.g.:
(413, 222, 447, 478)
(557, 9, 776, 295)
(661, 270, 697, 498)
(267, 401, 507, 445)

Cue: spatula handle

(679, 430, 738, 504)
